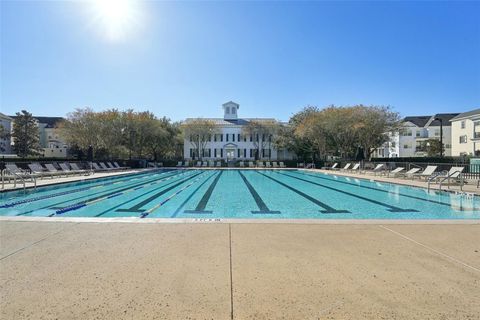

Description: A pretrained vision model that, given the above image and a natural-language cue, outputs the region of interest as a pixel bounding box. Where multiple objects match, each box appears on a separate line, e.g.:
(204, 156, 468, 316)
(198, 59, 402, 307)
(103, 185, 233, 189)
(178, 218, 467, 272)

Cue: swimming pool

(1, 169, 479, 220)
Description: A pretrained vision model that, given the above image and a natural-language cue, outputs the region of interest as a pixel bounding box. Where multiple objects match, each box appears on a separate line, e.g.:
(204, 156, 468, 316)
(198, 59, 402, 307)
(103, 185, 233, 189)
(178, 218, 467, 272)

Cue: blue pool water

(1, 169, 479, 219)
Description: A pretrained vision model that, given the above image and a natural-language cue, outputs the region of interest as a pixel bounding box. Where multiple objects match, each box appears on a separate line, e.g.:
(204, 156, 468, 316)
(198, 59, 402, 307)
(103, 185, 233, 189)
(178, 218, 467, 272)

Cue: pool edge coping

(1, 216, 479, 224)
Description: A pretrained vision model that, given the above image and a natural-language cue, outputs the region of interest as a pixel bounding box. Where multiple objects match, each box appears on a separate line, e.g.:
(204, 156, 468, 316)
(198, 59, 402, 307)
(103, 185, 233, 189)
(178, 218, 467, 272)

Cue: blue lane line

(14, 170, 185, 216)
(51, 170, 194, 216)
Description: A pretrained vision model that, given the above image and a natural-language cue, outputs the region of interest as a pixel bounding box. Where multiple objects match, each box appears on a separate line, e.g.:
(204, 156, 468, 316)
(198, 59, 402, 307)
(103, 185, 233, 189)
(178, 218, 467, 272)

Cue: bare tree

(181, 118, 218, 160)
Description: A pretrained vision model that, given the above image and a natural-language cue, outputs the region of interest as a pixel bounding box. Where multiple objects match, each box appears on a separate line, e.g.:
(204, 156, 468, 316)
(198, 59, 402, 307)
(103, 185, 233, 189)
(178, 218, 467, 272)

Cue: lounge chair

(386, 167, 404, 177)
(265, 161, 272, 168)
(272, 162, 279, 168)
(91, 163, 109, 172)
(257, 161, 265, 168)
(348, 163, 360, 172)
(279, 162, 286, 168)
(215, 161, 222, 167)
(248, 161, 255, 168)
(5, 164, 38, 180)
(208, 160, 215, 167)
(176, 161, 182, 167)
(106, 162, 122, 170)
(195, 161, 202, 167)
(99, 162, 115, 171)
(113, 161, 129, 170)
(429, 167, 465, 186)
(360, 163, 384, 175)
(70, 163, 91, 175)
(202, 161, 208, 167)
(27, 163, 55, 179)
(58, 163, 81, 176)
(397, 168, 420, 179)
(322, 163, 338, 170)
(44, 163, 71, 177)
(297, 162, 305, 168)
(412, 166, 437, 180)
(239, 161, 245, 167)
(339, 163, 351, 171)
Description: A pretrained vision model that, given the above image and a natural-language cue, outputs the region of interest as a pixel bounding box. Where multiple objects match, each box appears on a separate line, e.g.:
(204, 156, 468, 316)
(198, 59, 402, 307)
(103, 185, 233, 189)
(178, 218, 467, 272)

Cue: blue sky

(1, 1, 479, 121)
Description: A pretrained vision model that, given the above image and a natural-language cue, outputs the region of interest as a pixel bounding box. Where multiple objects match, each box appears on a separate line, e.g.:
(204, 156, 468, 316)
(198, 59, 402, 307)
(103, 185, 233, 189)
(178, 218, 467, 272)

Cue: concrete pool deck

(1, 221, 479, 319)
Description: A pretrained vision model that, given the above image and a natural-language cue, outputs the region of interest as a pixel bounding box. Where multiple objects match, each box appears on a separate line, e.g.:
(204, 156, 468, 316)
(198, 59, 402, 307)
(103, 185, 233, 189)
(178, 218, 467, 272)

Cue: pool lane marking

(140, 171, 214, 218)
(94, 171, 214, 217)
(51, 170, 195, 216)
(293, 170, 477, 212)
(0, 170, 173, 209)
(276, 171, 418, 213)
(116, 171, 206, 213)
(238, 171, 280, 214)
(379, 225, 480, 273)
(3, 170, 176, 212)
(255, 171, 349, 214)
(170, 172, 217, 218)
(184, 171, 224, 214)
(41, 170, 187, 215)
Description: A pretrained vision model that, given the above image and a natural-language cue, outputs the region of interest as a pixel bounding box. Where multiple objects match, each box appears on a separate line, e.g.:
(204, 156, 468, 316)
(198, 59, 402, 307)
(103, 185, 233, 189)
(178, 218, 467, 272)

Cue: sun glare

(90, 0, 142, 42)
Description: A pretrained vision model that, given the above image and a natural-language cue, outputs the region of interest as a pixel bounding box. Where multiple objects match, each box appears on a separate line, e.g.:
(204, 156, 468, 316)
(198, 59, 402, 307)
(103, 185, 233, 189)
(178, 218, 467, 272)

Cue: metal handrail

(439, 170, 464, 190)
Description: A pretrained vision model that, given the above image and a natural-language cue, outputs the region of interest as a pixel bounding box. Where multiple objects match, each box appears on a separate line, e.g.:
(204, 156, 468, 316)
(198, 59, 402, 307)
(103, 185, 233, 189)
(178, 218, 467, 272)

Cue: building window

(403, 144, 410, 149)
(416, 131, 421, 137)
(232, 107, 236, 114)
(214, 134, 217, 142)
(459, 135, 467, 144)
(434, 129, 440, 137)
(220, 149, 223, 157)
(445, 144, 451, 149)
(237, 149, 241, 157)
(250, 135, 253, 142)
(226, 107, 230, 114)
(244, 135, 247, 142)
(244, 149, 246, 157)
(232, 134, 235, 142)
(401, 129, 412, 136)
(226, 134, 229, 142)
(214, 149, 217, 157)
(220, 134, 223, 142)
(249, 149, 252, 157)
(238, 134, 241, 141)
(461, 121, 466, 129)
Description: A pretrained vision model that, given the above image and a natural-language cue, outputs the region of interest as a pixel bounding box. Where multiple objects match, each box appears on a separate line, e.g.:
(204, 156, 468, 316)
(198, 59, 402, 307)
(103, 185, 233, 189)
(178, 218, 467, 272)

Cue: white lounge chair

(322, 163, 338, 170)
(361, 163, 384, 175)
(239, 161, 245, 167)
(176, 161, 182, 167)
(397, 168, 420, 179)
(215, 161, 222, 167)
(265, 162, 272, 168)
(196, 161, 202, 167)
(208, 161, 215, 167)
(349, 163, 360, 172)
(272, 162, 279, 168)
(339, 163, 351, 171)
(386, 167, 404, 177)
(92, 163, 109, 172)
(430, 167, 465, 185)
(28, 163, 55, 179)
(113, 161, 129, 170)
(70, 163, 91, 175)
(44, 163, 71, 177)
(202, 161, 208, 167)
(59, 163, 80, 176)
(279, 162, 286, 168)
(412, 166, 437, 180)
(248, 161, 255, 168)
(257, 161, 265, 168)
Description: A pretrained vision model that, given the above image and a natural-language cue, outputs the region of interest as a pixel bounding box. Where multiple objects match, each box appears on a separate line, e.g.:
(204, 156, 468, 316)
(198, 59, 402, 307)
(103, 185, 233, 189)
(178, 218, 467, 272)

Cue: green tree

(12, 110, 42, 157)
(425, 138, 444, 157)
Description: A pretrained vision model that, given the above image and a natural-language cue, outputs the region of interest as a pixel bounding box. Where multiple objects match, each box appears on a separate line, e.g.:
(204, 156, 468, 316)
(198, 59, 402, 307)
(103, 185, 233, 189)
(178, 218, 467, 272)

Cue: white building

(450, 108, 480, 157)
(183, 101, 294, 162)
(0, 113, 13, 155)
(10, 115, 68, 158)
(373, 113, 459, 158)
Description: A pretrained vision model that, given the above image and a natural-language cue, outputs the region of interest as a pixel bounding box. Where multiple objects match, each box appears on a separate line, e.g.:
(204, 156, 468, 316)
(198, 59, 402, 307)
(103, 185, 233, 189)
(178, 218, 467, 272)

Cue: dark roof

(10, 116, 64, 128)
(450, 108, 480, 121)
(403, 116, 431, 127)
(428, 113, 460, 127)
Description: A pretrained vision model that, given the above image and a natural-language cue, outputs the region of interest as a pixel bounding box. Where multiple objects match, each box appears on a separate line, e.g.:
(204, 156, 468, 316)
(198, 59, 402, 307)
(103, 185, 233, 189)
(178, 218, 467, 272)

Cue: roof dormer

(222, 101, 239, 120)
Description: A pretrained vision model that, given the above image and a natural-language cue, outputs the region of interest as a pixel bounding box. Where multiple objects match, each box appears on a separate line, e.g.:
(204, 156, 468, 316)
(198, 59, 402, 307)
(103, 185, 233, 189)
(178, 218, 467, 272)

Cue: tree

(181, 119, 217, 160)
(60, 108, 103, 157)
(242, 120, 279, 160)
(425, 138, 444, 157)
(12, 110, 42, 157)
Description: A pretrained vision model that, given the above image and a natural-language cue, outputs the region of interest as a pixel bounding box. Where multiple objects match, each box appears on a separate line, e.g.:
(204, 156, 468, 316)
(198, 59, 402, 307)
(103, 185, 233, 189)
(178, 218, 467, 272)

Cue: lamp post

(435, 117, 443, 157)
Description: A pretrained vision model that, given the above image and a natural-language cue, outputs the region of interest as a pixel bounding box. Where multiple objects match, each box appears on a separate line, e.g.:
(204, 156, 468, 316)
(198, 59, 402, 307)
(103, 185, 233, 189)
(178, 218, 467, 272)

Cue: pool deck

(1, 220, 479, 319)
